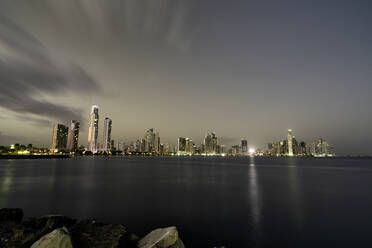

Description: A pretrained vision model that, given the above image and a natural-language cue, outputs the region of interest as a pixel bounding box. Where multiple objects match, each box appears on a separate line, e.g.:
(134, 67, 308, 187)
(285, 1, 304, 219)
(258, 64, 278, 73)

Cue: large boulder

(31, 227, 73, 248)
(138, 226, 184, 248)
(70, 219, 128, 248)
(0, 208, 23, 222)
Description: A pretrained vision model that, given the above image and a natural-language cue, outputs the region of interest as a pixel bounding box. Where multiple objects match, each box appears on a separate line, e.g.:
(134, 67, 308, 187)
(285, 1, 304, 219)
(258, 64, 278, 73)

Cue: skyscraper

(241, 139, 248, 154)
(178, 137, 186, 154)
(185, 138, 194, 155)
(204, 132, 218, 154)
(287, 129, 293, 156)
(144, 128, 155, 152)
(67, 120, 80, 152)
(103, 117, 112, 152)
(154, 132, 160, 153)
(88, 105, 99, 153)
(51, 123, 69, 152)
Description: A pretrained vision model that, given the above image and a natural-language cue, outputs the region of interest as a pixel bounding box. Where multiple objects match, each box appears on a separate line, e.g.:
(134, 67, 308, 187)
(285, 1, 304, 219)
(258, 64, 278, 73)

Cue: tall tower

(51, 123, 69, 152)
(241, 139, 248, 154)
(178, 137, 186, 153)
(144, 128, 155, 152)
(103, 117, 112, 152)
(88, 105, 99, 153)
(67, 120, 80, 152)
(154, 132, 160, 153)
(287, 129, 294, 156)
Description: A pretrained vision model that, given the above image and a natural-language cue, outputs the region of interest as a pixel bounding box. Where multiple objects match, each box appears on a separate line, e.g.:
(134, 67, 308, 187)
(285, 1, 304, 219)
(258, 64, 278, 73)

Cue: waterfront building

(144, 128, 155, 152)
(51, 123, 69, 152)
(220, 145, 226, 154)
(164, 143, 171, 154)
(67, 120, 80, 152)
(103, 117, 112, 152)
(117, 141, 123, 152)
(204, 132, 218, 154)
(141, 139, 146, 152)
(314, 138, 335, 156)
(135, 140, 141, 152)
(88, 105, 99, 153)
(241, 139, 248, 154)
(292, 137, 299, 155)
(185, 138, 194, 155)
(299, 141, 307, 155)
(155, 132, 160, 153)
(231, 145, 239, 155)
(287, 129, 294, 156)
(178, 137, 186, 154)
(111, 140, 115, 152)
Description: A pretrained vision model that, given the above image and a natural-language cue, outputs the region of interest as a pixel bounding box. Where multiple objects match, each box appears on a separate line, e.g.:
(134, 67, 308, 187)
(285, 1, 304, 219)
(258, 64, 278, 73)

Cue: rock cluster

(0, 208, 186, 248)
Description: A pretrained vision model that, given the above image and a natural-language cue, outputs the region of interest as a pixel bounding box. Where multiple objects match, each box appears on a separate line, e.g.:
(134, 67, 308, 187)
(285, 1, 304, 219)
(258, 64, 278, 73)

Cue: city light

(249, 148, 256, 155)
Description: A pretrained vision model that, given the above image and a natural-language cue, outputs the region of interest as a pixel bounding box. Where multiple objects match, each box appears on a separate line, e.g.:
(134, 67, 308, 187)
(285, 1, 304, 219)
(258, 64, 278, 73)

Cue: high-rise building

(51, 123, 69, 152)
(220, 145, 226, 154)
(231, 145, 239, 155)
(154, 132, 160, 153)
(164, 143, 171, 154)
(287, 129, 293, 156)
(135, 140, 141, 152)
(141, 139, 146, 152)
(67, 120, 80, 152)
(204, 132, 218, 154)
(241, 139, 248, 154)
(299, 141, 307, 155)
(117, 141, 123, 152)
(292, 137, 299, 155)
(185, 138, 194, 154)
(178, 137, 186, 153)
(103, 117, 112, 152)
(144, 128, 155, 152)
(88, 105, 99, 153)
(211, 133, 218, 153)
(111, 140, 115, 152)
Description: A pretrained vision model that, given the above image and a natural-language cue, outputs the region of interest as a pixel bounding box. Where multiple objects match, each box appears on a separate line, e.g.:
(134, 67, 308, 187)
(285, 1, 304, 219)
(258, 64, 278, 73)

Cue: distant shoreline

(1, 154, 371, 159)
(0, 154, 70, 159)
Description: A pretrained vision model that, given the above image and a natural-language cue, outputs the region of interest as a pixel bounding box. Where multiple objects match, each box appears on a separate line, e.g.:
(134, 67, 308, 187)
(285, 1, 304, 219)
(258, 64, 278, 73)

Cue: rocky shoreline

(0, 208, 216, 248)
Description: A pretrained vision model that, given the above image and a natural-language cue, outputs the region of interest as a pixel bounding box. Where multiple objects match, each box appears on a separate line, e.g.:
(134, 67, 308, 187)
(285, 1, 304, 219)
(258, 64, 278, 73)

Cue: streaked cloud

(0, 15, 100, 126)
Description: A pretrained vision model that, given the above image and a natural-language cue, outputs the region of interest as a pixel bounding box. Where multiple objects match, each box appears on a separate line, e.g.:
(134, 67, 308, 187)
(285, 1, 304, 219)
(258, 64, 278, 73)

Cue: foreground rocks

(70, 219, 129, 247)
(31, 227, 73, 248)
(0, 208, 196, 248)
(138, 226, 184, 248)
(0, 208, 23, 222)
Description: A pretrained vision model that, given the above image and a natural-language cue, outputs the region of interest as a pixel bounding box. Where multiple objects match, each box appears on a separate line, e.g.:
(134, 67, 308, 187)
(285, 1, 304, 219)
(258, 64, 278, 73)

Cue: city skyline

(33, 105, 334, 157)
(0, 1, 371, 155)
(0, 103, 342, 156)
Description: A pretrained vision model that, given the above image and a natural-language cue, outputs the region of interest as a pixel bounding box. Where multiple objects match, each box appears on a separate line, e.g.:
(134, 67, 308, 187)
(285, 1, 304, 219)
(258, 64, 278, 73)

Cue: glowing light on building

(287, 129, 294, 157)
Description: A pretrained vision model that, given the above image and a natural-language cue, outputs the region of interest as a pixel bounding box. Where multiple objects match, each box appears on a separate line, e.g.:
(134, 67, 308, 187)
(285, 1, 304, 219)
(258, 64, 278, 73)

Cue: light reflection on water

(248, 156, 263, 246)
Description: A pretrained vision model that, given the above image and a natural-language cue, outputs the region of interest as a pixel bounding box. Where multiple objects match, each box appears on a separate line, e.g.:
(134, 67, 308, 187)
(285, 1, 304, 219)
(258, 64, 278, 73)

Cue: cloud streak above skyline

(0, 0, 371, 154)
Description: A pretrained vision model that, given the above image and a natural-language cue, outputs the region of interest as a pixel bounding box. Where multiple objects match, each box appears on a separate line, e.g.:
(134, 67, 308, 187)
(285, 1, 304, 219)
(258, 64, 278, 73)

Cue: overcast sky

(0, 0, 371, 155)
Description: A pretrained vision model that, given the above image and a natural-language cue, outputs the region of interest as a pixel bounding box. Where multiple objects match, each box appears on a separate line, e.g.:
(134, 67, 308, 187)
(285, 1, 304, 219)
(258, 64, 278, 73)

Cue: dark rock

(22, 218, 45, 230)
(70, 219, 128, 248)
(0, 208, 23, 222)
(0, 214, 76, 248)
(0, 220, 40, 248)
(120, 233, 140, 247)
(39, 215, 76, 231)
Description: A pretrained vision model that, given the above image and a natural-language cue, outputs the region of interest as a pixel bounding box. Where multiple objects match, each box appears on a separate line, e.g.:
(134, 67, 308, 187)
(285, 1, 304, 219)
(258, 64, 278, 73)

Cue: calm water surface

(1, 157, 372, 247)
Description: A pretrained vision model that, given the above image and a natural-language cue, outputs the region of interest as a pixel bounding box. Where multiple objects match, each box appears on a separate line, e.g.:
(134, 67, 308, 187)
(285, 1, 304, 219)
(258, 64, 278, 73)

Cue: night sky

(0, 0, 371, 155)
